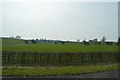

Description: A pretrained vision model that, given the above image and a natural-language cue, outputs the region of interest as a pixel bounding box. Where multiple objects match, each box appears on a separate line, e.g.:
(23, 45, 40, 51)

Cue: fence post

(7, 53, 10, 65)
(11, 51, 15, 65)
(47, 53, 50, 65)
(91, 53, 94, 63)
(39, 53, 41, 65)
(34, 52, 37, 65)
(71, 53, 73, 64)
(81, 54, 83, 64)
(65, 53, 67, 64)
(59, 53, 61, 64)
(21, 52, 26, 66)
(2, 51, 7, 66)
(100, 53, 102, 63)
(107, 52, 110, 63)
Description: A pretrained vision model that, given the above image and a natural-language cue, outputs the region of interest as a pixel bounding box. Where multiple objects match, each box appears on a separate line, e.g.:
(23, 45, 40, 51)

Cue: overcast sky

(1, 2, 118, 41)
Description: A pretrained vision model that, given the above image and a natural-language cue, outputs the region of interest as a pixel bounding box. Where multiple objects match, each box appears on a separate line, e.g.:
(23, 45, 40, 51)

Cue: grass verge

(2, 63, 118, 77)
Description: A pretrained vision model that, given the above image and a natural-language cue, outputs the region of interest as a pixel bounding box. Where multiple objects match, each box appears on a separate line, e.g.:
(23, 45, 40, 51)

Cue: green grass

(2, 43, 118, 52)
(2, 63, 118, 76)
(2, 37, 118, 52)
(2, 38, 24, 43)
(2, 38, 119, 76)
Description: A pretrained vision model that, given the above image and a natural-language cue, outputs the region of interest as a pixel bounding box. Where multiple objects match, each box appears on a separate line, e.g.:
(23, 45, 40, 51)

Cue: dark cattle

(61, 41, 65, 45)
(98, 42, 101, 45)
(86, 42, 89, 45)
(105, 42, 113, 45)
(57, 41, 65, 44)
(55, 42, 57, 44)
(25, 40, 28, 44)
(83, 40, 89, 45)
(94, 42, 97, 45)
(95, 42, 101, 45)
(31, 39, 37, 44)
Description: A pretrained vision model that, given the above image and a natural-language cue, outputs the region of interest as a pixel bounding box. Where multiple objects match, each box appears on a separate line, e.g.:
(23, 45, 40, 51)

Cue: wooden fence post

(11, 51, 15, 65)
(59, 53, 61, 64)
(21, 52, 26, 65)
(81, 54, 83, 64)
(91, 53, 94, 63)
(7, 53, 10, 64)
(34, 52, 37, 65)
(71, 53, 73, 64)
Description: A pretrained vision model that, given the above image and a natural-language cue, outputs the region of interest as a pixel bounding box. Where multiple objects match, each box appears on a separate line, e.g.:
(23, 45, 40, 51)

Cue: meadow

(2, 38, 119, 76)
(2, 39, 118, 52)
(2, 38, 24, 44)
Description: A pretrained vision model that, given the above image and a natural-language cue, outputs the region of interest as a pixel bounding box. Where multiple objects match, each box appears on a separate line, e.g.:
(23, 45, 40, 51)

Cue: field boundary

(2, 51, 119, 66)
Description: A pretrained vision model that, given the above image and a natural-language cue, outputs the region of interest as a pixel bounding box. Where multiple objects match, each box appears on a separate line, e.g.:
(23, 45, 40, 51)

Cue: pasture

(2, 43, 118, 52)
(2, 37, 118, 52)
(2, 38, 24, 44)
(2, 38, 119, 66)
(1, 38, 119, 76)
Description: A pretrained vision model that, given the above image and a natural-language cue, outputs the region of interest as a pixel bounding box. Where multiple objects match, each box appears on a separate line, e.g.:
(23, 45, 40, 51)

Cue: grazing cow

(31, 39, 37, 44)
(61, 41, 65, 45)
(25, 40, 29, 44)
(105, 42, 113, 45)
(55, 42, 57, 44)
(56, 41, 65, 45)
(98, 42, 101, 45)
(83, 40, 89, 45)
(95, 42, 101, 45)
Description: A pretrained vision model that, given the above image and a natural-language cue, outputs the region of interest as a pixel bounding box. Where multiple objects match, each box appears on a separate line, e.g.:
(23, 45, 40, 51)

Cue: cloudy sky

(1, 2, 118, 41)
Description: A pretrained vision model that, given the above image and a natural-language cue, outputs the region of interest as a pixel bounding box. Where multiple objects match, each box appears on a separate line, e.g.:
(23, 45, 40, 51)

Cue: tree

(93, 38, 97, 45)
(16, 35, 21, 39)
(102, 36, 106, 42)
(77, 39, 80, 42)
(93, 38, 97, 42)
(36, 39, 39, 42)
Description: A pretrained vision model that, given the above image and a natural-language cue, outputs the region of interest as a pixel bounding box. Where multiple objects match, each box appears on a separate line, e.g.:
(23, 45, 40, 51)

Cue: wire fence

(2, 51, 119, 66)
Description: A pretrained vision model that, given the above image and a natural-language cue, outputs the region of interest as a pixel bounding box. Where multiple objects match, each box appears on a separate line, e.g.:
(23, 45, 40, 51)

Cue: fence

(2, 51, 119, 66)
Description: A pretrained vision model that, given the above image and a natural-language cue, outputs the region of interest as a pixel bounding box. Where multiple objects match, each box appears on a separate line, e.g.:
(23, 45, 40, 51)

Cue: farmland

(2, 38, 118, 52)
(2, 38, 24, 44)
(1, 37, 119, 76)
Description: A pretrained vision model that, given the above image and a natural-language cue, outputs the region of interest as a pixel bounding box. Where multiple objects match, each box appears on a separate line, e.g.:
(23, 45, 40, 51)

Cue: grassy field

(2, 37, 118, 52)
(2, 38, 118, 52)
(2, 63, 118, 76)
(2, 38, 24, 43)
(2, 42, 118, 52)
(2, 38, 119, 76)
